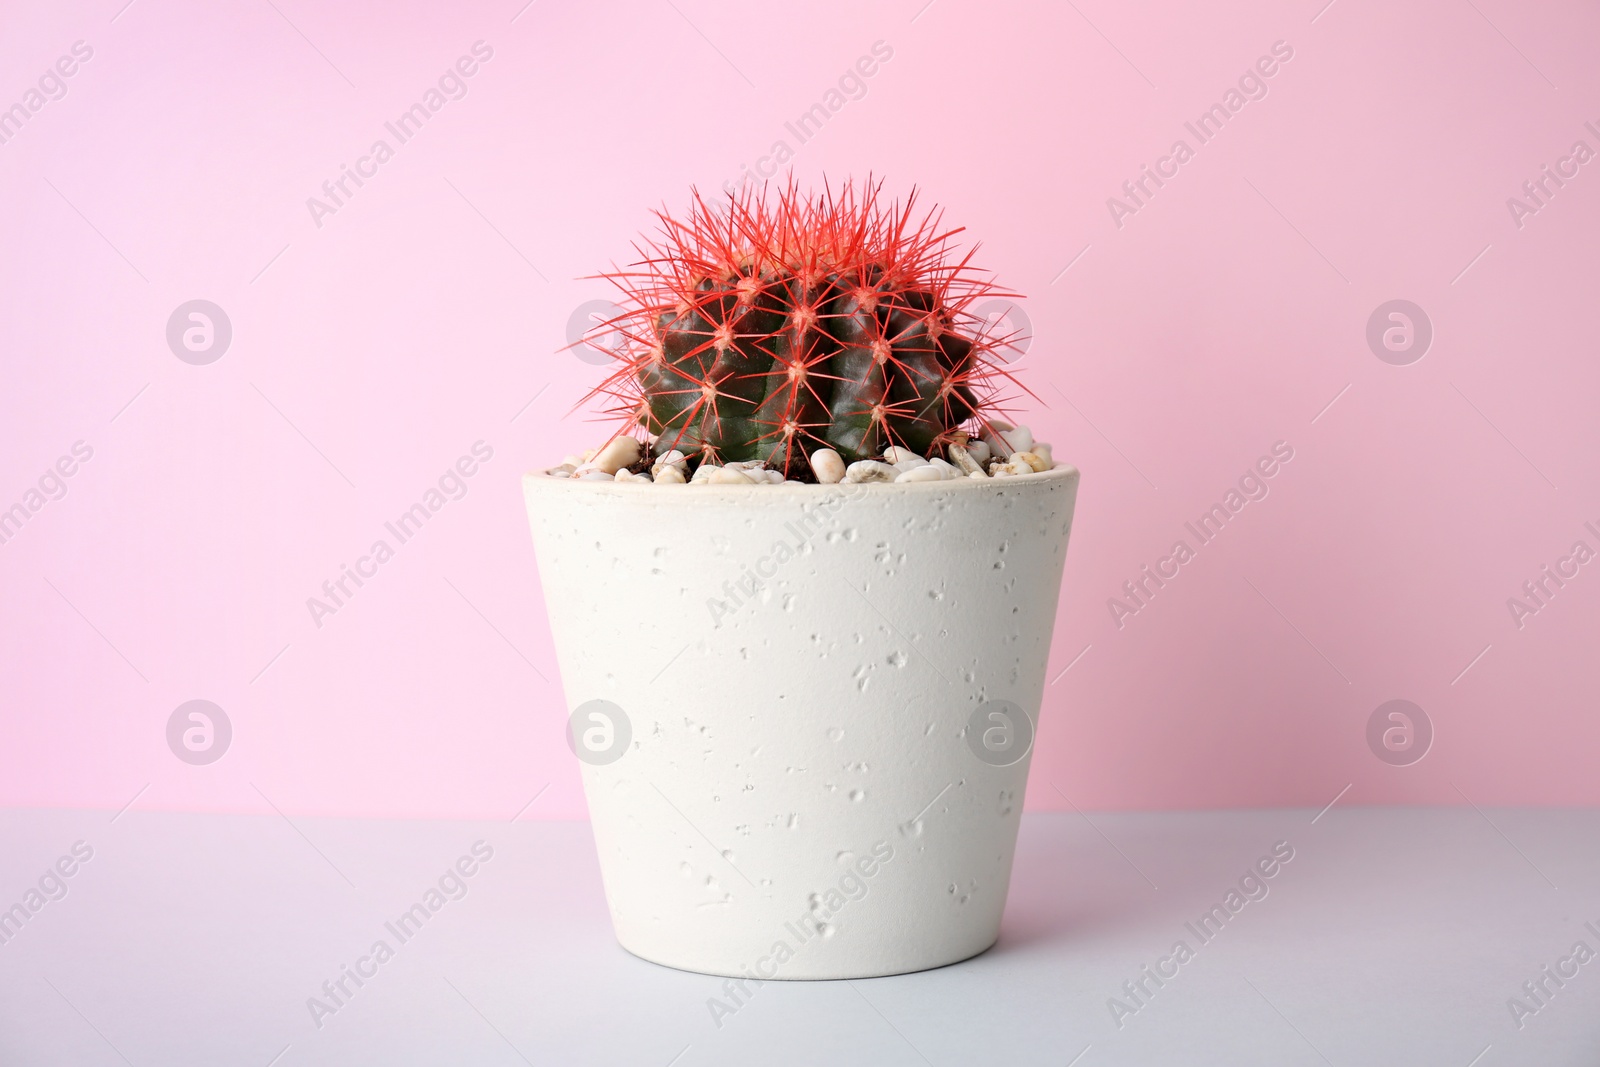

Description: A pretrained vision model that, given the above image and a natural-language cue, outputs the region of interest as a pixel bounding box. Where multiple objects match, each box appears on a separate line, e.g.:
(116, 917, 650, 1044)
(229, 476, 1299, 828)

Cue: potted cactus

(523, 180, 1080, 982)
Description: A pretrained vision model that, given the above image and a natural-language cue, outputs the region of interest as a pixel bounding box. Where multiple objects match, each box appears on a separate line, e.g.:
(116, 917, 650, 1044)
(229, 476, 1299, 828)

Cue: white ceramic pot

(523, 465, 1080, 980)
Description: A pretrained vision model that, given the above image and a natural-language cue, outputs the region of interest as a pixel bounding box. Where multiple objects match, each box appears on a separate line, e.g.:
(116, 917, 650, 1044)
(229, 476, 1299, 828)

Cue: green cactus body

(587, 181, 1019, 479)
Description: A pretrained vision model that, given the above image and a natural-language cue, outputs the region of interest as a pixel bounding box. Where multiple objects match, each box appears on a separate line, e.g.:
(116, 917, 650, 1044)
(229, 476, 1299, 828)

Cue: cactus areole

(580, 180, 1026, 479)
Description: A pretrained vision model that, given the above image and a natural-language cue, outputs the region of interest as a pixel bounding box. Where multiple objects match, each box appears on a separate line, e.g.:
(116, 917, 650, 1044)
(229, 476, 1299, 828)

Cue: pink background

(2, 0, 1596, 820)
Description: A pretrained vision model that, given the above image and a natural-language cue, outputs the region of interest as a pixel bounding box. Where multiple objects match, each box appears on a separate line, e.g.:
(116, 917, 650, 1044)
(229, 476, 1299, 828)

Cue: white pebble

(1032, 442, 1054, 469)
(987, 456, 1029, 477)
(1014, 451, 1051, 473)
(725, 459, 767, 472)
(615, 469, 652, 483)
(978, 420, 1012, 457)
(579, 472, 612, 482)
(844, 460, 898, 483)
(966, 439, 992, 466)
(690, 463, 719, 483)
(708, 467, 756, 484)
(591, 436, 641, 475)
(1005, 425, 1035, 454)
(947, 444, 985, 477)
(810, 448, 845, 484)
(998, 454, 1036, 476)
(783, 479, 805, 486)
(928, 457, 960, 477)
(654, 464, 686, 484)
(549, 469, 572, 478)
(895, 465, 949, 482)
(982, 422, 1032, 457)
(762, 469, 785, 484)
(883, 446, 928, 469)
(651, 449, 687, 477)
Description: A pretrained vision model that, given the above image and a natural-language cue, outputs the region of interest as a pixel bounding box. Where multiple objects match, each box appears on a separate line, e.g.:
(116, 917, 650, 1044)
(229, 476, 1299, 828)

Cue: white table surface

(1, 806, 1595, 1066)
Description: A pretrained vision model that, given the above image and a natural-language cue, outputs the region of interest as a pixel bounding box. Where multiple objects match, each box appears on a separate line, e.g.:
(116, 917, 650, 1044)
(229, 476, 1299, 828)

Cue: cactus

(580, 179, 1024, 479)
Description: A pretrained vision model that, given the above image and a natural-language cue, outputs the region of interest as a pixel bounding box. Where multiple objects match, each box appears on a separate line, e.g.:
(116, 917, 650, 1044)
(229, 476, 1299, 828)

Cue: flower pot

(522, 465, 1080, 979)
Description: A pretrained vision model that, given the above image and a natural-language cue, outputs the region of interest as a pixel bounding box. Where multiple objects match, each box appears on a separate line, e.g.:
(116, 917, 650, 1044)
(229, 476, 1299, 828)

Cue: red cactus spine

(581, 179, 1025, 478)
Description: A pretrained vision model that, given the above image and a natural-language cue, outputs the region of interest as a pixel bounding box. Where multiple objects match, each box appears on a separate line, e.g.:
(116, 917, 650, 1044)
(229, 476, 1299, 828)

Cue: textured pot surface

(523, 466, 1080, 979)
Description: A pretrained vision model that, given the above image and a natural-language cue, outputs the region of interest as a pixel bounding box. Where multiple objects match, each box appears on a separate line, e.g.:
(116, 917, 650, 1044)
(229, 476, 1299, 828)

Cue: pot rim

(523, 463, 1079, 499)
